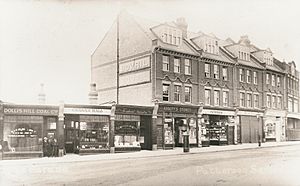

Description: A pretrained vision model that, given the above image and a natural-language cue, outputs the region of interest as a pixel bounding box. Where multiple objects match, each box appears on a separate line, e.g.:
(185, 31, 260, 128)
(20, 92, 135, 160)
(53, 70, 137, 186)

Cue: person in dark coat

(52, 139, 58, 157)
(43, 137, 49, 157)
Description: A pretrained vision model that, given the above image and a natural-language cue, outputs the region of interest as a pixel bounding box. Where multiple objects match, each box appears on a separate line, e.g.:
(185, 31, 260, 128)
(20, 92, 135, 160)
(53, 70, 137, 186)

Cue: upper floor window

(205, 89, 211, 105)
(267, 95, 271, 108)
(205, 63, 210, 78)
(254, 94, 259, 108)
(222, 67, 228, 81)
(266, 73, 270, 84)
(288, 97, 293, 112)
(247, 93, 252, 107)
(277, 96, 282, 109)
(214, 64, 219, 79)
(294, 100, 299, 113)
(174, 58, 180, 73)
(272, 96, 276, 108)
(214, 90, 220, 106)
(239, 69, 244, 82)
(277, 76, 281, 87)
(184, 86, 192, 103)
(246, 70, 251, 83)
(163, 55, 169, 71)
(162, 84, 170, 101)
(223, 91, 229, 107)
(240, 92, 245, 107)
(239, 51, 250, 61)
(174, 85, 181, 102)
(184, 59, 191, 75)
(272, 75, 275, 86)
(253, 71, 258, 85)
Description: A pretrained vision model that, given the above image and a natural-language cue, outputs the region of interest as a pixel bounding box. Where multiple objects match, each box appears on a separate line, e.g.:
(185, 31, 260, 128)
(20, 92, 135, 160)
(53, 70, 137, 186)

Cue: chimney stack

(88, 83, 98, 104)
(176, 17, 188, 39)
(38, 83, 46, 104)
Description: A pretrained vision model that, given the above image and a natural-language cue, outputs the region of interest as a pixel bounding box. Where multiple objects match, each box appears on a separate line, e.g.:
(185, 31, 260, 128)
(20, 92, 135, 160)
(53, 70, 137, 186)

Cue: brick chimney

(88, 83, 98, 104)
(176, 17, 188, 39)
(38, 83, 46, 104)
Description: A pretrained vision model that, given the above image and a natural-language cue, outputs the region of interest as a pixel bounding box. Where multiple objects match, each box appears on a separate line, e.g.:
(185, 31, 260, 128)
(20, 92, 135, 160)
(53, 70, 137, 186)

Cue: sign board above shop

(64, 107, 111, 115)
(159, 105, 199, 114)
(202, 109, 235, 116)
(3, 106, 59, 116)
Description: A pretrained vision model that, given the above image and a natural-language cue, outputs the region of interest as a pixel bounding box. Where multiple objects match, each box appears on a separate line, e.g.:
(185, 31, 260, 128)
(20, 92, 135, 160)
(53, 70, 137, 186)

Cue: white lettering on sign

(64, 108, 111, 115)
(119, 69, 150, 87)
(202, 109, 235, 116)
(120, 56, 150, 74)
(3, 108, 58, 115)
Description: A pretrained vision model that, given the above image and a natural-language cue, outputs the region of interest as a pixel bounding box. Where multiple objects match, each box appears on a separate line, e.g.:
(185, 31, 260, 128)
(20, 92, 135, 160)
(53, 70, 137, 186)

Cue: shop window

(222, 67, 228, 81)
(184, 59, 191, 75)
(79, 119, 109, 150)
(3, 116, 43, 152)
(47, 117, 57, 130)
(184, 86, 192, 103)
(174, 58, 180, 73)
(205, 63, 210, 78)
(213, 64, 219, 79)
(163, 84, 170, 101)
(205, 89, 211, 105)
(115, 119, 140, 148)
(214, 90, 220, 106)
(163, 55, 169, 71)
(266, 123, 276, 138)
(174, 85, 181, 102)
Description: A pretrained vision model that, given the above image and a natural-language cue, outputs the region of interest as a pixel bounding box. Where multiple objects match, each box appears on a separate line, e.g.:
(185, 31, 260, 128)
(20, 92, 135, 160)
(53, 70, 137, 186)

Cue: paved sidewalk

(1, 141, 300, 165)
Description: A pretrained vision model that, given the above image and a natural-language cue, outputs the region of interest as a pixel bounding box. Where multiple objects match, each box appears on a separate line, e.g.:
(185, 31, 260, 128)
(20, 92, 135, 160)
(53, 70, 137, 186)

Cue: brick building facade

(91, 12, 300, 149)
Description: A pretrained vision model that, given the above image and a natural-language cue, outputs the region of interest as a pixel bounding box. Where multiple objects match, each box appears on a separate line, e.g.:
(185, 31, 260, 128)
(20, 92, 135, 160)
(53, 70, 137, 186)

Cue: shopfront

(286, 113, 300, 141)
(238, 110, 263, 143)
(156, 104, 199, 149)
(264, 110, 286, 142)
(1, 104, 59, 159)
(200, 109, 236, 146)
(63, 105, 111, 154)
(114, 105, 153, 152)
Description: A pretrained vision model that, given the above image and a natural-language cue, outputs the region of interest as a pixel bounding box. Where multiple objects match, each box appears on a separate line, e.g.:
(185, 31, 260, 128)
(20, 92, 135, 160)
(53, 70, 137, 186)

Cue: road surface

(1, 144, 300, 186)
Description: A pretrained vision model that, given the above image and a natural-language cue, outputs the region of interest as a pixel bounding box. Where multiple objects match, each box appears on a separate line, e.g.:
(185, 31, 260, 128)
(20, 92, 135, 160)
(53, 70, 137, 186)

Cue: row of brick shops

(0, 102, 297, 159)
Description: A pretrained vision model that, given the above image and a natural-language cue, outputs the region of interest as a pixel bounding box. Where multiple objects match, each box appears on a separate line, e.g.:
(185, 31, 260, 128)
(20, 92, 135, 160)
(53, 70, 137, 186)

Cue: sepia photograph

(0, 0, 300, 185)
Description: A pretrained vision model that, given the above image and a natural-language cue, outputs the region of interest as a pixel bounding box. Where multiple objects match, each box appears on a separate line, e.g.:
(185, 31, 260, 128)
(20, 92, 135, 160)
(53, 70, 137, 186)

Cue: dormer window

(161, 26, 182, 46)
(204, 39, 219, 55)
(238, 51, 250, 61)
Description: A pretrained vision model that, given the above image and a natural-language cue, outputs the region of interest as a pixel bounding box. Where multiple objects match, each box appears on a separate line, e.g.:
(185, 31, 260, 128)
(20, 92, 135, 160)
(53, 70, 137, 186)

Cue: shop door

(227, 126, 235, 145)
(140, 116, 152, 150)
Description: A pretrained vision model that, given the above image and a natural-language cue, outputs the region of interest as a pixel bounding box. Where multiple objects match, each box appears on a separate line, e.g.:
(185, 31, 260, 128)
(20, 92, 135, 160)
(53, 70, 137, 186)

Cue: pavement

(1, 141, 300, 165)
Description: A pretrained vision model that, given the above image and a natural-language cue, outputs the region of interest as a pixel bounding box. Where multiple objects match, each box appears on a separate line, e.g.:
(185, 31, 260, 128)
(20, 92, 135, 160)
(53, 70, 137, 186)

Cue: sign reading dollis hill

(4, 106, 59, 116)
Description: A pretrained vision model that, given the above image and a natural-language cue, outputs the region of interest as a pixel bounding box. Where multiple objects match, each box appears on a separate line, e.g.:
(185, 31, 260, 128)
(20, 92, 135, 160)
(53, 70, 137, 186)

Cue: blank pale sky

(0, 0, 299, 104)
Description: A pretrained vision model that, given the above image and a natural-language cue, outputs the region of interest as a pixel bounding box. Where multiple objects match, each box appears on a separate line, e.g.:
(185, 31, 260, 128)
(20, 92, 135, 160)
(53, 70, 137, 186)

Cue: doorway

(140, 116, 152, 150)
(174, 118, 186, 147)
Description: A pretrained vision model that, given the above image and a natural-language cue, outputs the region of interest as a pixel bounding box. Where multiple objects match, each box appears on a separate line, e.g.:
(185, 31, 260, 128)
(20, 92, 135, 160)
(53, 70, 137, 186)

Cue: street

(1, 144, 300, 186)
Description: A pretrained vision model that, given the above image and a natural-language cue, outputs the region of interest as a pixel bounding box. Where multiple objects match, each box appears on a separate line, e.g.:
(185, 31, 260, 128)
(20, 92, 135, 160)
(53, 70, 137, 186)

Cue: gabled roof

(202, 48, 236, 64)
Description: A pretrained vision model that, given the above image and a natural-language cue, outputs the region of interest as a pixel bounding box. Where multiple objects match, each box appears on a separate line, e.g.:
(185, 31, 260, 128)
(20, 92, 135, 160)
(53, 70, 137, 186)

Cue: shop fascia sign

(237, 111, 263, 117)
(161, 106, 197, 113)
(64, 107, 111, 115)
(3, 107, 58, 116)
(202, 109, 235, 116)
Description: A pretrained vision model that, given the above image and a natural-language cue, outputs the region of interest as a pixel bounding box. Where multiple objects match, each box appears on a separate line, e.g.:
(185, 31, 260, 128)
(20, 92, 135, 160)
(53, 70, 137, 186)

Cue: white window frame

(174, 58, 180, 73)
(246, 70, 251, 83)
(205, 89, 211, 105)
(223, 91, 229, 107)
(214, 64, 219, 79)
(214, 90, 220, 106)
(184, 85, 192, 103)
(205, 63, 210, 78)
(174, 84, 181, 102)
(163, 55, 169, 71)
(272, 74, 275, 86)
(253, 71, 257, 85)
(184, 59, 191, 75)
(239, 69, 244, 82)
(162, 83, 170, 101)
(247, 93, 252, 108)
(222, 67, 228, 81)
(240, 92, 245, 107)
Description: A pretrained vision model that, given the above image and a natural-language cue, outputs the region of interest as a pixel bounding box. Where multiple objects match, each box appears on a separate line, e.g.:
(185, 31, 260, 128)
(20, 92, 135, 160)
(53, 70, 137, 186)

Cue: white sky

(1, 0, 300, 104)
